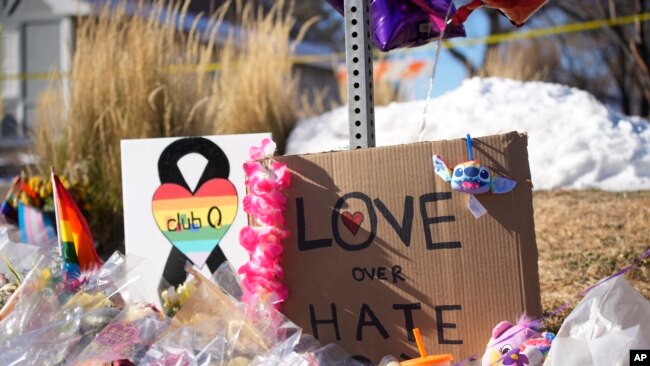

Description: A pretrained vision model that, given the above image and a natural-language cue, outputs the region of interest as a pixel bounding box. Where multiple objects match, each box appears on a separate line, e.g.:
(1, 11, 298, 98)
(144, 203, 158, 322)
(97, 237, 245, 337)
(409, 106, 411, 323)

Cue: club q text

(165, 208, 223, 231)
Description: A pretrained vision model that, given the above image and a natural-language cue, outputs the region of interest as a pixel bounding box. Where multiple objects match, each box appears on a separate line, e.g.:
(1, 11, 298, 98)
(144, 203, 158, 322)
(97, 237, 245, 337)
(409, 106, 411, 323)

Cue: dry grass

(373, 78, 405, 106)
(33, 0, 308, 253)
(213, 1, 315, 150)
(534, 190, 650, 332)
(338, 76, 404, 106)
(338, 56, 405, 107)
(479, 40, 561, 81)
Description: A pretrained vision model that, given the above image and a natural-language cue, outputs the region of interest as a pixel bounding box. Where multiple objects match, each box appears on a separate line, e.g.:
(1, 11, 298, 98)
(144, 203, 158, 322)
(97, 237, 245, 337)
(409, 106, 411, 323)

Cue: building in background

(0, 0, 337, 171)
(1, 0, 82, 146)
(0, 0, 85, 179)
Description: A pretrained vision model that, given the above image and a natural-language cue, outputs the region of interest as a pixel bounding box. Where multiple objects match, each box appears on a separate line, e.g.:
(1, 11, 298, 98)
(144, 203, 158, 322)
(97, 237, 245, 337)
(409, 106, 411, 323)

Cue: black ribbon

(157, 137, 230, 288)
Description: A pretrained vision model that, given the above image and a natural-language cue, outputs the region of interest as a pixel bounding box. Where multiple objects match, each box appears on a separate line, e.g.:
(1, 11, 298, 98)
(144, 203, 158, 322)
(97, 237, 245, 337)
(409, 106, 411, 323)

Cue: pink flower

(243, 161, 270, 184)
(239, 263, 274, 281)
(241, 276, 288, 306)
(251, 251, 285, 273)
(244, 161, 290, 195)
(243, 194, 286, 227)
(264, 281, 289, 305)
(239, 226, 261, 253)
(251, 179, 276, 196)
(249, 138, 276, 160)
(240, 226, 289, 254)
(271, 161, 291, 190)
(239, 138, 291, 309)
(240, 254, 284, 278)
(255, 239, 284, 259)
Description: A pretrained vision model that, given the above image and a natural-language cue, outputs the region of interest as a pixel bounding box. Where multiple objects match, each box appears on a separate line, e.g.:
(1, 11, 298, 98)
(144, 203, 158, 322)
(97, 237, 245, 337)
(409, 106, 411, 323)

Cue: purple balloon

(326, 0, 465, 52)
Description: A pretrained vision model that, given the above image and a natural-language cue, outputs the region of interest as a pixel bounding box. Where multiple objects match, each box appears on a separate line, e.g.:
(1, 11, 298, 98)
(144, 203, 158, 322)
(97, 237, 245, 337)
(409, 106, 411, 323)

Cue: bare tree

(447, 10, 510, 77)
(165, 0, 343, 48)
(448, 1, 650, 117)
(545, 0, 650, 116)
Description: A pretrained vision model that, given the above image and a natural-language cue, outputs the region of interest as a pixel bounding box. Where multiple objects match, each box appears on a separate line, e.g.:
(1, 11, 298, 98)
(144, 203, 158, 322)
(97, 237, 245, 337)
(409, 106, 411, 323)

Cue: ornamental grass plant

(34, 0, 310, 254)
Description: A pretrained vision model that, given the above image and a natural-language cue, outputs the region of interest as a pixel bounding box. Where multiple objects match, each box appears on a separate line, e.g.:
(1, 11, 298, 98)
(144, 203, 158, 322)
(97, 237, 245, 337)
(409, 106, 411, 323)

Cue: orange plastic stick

(413, 328, 427, 358)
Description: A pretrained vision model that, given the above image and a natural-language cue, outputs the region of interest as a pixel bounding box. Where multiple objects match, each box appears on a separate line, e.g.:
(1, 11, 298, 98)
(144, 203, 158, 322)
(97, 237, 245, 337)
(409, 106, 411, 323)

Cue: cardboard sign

(121, 133, 269, 289)
(278, 132, 541, 363)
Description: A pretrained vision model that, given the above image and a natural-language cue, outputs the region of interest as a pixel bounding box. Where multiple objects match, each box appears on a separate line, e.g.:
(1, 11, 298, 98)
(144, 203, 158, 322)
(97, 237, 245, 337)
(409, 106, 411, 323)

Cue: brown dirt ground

(534, 190, 650, 333)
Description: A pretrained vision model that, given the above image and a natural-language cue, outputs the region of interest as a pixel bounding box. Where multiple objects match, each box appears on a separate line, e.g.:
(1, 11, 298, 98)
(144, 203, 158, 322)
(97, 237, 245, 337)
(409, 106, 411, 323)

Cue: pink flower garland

(239, 138, 291, 309)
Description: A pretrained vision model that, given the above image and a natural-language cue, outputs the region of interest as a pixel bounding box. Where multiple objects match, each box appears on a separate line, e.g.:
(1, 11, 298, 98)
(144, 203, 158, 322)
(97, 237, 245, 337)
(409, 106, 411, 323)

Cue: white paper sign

(121, 133, 270, 288)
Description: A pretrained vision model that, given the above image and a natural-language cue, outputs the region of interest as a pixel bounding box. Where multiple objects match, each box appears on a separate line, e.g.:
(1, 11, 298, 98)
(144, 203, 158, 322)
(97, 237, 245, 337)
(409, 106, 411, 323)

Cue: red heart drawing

(341, 211, 364, 235)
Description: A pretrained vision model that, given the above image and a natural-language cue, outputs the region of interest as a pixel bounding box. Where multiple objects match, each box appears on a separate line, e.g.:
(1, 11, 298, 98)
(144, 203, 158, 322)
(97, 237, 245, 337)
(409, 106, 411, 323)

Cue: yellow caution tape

(2, 12, 649, 81)
(0, 71, 68, 81)
(441, 11, 650, 49)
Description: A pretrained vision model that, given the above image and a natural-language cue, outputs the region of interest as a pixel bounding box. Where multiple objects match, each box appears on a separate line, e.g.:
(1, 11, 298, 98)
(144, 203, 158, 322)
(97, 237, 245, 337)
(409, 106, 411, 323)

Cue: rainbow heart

(152, 179, 238, 267)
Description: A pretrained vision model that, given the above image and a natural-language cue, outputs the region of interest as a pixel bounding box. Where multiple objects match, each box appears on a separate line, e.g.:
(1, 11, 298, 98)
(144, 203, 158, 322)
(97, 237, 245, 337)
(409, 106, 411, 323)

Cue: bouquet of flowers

(0, 230, 47, 320)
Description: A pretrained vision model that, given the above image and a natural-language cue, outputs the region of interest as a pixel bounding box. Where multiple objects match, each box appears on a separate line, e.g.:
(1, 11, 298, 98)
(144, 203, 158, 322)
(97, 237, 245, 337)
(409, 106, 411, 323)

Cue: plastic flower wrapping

(0, 241, 158, 365)
(0, 232, 41, 312)
(0, 227, 405, 366)
(0, 142, 408, 366)
(140, 262, 403, 366)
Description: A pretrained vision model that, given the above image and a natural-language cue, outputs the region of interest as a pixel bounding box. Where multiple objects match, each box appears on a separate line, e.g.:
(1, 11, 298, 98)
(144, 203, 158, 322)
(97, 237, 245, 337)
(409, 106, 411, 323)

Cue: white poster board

(121, 133, 269, 289)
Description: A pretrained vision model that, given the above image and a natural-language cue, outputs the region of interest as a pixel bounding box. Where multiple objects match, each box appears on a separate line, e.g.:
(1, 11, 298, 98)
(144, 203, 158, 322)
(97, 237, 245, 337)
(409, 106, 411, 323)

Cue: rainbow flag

(52, 173, 102, 277)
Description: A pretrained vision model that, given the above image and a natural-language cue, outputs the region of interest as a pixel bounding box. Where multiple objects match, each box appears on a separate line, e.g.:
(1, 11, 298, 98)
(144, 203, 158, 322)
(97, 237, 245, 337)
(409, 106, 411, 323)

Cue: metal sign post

(344, 0, 375, 149)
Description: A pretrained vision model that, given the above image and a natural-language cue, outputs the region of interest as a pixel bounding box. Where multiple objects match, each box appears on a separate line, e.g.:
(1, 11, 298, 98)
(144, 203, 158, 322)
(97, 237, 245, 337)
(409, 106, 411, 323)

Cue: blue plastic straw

(466, 134, 473, 161)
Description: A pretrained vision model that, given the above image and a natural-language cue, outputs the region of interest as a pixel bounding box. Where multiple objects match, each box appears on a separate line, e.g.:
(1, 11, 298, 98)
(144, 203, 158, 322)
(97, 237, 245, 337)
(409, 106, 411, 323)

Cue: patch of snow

(287, 78, 650, 191)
